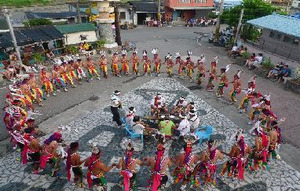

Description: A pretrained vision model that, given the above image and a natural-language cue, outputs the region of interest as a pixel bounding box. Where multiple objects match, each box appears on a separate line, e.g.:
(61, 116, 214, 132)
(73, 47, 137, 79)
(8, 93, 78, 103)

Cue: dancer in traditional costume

(238, 76, 256, 113)
(74, 58, 88, 82)
(27, 137, 42, 174)
(144, 144, 172, 191)
(61, 62, 76, 88)
(176, 53, 185, 76)
(206, 56, 218, 91)
(197, 55, 206, 86)
(85, 145, 116, 190)
(172, 136, 199, 190)
(131, 49, 140, 75)
(66, 142, 87, 187)
(121, 50, 130, 76)
(229, 70, 243, 102)
(86, 57, 101, 80)
(111, 52, 120, 77)
(216, 65, 230, 97)
(221, 131, 252, 180)
(186, 51, 195, 81)
(142, 50, 151, 76)
(28, 73, 44, 105)
(99, 51, 108, 78)
(165, 53, 174, 77)
(117, 141, 143, 191)
(192, 139, 223, 186)
(52, 64, 68, 92)
(39, 68, 55, 97)
(152, 48, 162, 76)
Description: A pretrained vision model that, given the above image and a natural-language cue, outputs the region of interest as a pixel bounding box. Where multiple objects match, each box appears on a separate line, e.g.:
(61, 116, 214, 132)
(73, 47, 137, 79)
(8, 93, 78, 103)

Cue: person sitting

(188, 110, 200, 133)
(176, 113, 191, 138)
(266, 62, 284, 79)
(131, 116, 156, 136)
(83, 42, 92, 51)
(246, 53, 263, 69)
(227, 43, 239, 57)
(46, 51, 55, 60)
(125, 107, 136, 127)
(171, 97, 188, 116)
(150, 93, 168, 116)
(158, 114, 176, 139)
(276, 64, 291, 83)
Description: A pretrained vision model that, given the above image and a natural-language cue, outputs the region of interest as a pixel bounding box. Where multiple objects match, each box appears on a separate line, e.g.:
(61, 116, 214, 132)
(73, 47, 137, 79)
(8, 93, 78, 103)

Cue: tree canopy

(0, 0, 52, 7)
(23, 18, 53, 27)
(222, 0, 275, 27)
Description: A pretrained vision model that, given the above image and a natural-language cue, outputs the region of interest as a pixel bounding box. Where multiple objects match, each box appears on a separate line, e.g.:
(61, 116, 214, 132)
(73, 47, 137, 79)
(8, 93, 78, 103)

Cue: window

(119, 12, 126, 20)
(269, 31, 275, 38)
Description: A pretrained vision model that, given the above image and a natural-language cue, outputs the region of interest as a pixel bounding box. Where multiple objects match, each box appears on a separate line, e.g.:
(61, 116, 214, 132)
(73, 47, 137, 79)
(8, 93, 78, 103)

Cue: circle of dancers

(3, 48, 285, 191)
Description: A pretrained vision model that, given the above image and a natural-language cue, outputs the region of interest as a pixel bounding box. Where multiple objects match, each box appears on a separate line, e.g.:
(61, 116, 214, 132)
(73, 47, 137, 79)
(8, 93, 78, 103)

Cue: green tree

(23, 18, 53, 27)
(222, 0, 275, 27)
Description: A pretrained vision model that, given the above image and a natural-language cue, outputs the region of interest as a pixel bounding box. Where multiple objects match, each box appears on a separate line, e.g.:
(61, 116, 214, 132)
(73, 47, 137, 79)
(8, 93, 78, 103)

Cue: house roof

(0, 25, 64, 48)
(55, 23, 97, 34)
(0, 19, 9, 30)
(247, 14, 300, 38)
(25, 12, 78, 20)
(129, 1, 159, 13)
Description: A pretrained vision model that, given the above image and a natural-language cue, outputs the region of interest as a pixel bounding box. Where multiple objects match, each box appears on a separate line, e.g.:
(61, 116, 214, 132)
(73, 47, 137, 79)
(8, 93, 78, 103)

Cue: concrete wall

(118, 7, 133, 24)
(64, 31, 98, 45)
(258, 29, 300, 62)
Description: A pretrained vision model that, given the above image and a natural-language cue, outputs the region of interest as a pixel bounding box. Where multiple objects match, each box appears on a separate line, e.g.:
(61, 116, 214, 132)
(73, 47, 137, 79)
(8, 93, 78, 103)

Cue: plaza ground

(0, 25, 299, 190)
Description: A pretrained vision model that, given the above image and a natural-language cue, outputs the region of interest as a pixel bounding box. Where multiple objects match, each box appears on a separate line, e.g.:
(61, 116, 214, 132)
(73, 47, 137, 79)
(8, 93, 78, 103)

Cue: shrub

(23, 18, 53, 27)
(96, 39, 106, 49)
(207, 12, 218, 19)
(66, 45, 79, 55)
(241, 52, 251, 59)
(32, 52, 44, 64)
(261, 58, 274, 70)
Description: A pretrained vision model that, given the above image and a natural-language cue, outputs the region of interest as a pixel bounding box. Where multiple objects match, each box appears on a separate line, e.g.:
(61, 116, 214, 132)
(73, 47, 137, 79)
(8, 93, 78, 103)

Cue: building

(247, 14, 300, 62)
(129, 1, 162, 25)
(25, 11, 79, 24)
(55, 23, 98, 45)
(164, 0, 214, 22)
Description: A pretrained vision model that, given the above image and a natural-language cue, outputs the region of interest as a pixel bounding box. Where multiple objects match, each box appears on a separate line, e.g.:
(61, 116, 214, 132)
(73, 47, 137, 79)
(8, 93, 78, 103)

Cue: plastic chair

(195, 125, 214, 146)
(125, 123, 143, 145)
(122, 117, 143, 145)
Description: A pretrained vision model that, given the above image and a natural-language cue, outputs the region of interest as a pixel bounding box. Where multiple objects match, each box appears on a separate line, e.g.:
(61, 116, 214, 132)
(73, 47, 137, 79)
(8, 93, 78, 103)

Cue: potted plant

(96, 39, 106, 54)
(66, 45, 79, 55)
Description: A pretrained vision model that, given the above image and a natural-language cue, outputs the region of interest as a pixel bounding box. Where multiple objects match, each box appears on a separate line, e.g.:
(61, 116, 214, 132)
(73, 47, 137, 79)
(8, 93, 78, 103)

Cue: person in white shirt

(188, 110, 200, 133)
(150, 93, 168, 116)
(125, 107, 136, 127)
(131, 116, 156, 135)
(171, 97, 188, 115)
(247, 53, 263, 69)
(177, 113, 191, 137)
(185, 101, 196, 114)
(110, 90, 122, 126)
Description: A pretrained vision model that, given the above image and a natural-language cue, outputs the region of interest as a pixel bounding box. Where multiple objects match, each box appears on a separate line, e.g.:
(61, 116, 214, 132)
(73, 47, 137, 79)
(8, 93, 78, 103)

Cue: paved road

(0, 25, 300, 190)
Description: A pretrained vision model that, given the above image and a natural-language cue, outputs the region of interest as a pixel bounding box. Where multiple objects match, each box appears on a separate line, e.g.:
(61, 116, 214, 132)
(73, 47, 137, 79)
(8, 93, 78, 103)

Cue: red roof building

(164, 0, 214, 22)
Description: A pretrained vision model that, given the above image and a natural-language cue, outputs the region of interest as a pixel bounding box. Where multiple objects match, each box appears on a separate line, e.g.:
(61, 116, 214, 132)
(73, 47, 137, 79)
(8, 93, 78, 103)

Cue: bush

(66, 45, 79, 55)
(261, 58, 274, 70)
(23, 18, 53, 27)
(241, 24, 261, 42)
(241, 52, 251, 59)
(96, 39, 106, 49)
(32, 52, 44, 64)
(207, 12, 218, 19)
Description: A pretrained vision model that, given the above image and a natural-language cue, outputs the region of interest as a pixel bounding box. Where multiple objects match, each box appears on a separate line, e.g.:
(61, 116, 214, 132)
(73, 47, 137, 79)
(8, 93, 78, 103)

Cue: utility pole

(3, 9, 22, 64)
(234, 8, 244, 44)
(157, 0, 161, 22)
(76, 0, 82, 24)
(114, 3, 122, 46)
(214, 0, 224, 42)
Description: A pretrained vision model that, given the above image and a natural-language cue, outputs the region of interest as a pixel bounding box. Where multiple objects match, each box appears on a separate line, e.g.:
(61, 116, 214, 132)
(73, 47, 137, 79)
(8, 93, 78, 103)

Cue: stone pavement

(0, 78, 299, 191)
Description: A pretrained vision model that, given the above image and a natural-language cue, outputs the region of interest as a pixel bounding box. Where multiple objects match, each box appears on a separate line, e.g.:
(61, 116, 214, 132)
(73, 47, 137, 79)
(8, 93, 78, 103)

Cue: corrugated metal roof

(55, 23, 97, 34)
(247, 14, 300, 38)
(25, 12, 78, 19)
(130, 1, 159, 13)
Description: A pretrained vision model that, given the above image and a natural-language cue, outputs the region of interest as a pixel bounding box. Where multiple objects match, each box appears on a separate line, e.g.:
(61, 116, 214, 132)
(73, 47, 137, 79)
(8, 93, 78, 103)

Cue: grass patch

(0, 0, 52, 7)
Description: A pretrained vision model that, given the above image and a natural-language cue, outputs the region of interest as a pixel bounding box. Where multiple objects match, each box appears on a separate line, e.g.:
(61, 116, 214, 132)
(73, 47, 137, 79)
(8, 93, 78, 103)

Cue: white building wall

(64, 31, 98, 45)
(118, 7, 133, 24)
(292, 0, 300, 7)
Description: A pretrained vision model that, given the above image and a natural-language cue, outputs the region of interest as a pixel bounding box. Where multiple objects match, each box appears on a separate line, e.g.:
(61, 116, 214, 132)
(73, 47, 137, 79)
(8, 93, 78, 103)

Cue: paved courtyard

(0, 78, 300, 191)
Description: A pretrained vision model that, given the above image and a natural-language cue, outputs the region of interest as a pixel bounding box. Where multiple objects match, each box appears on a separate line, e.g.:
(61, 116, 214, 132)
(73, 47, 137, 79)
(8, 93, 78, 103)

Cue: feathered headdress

(142, 50, 148, 57)
(165, 52, 172, 60)
(151, 48, 158, 55)
(176, 52, 181, 59)
(121, 49, 127, 56)
(99, 50, 106, 57)
(225, 64, 231, 73)
(133, 48, 138, 54)
(213, 56, 219, 64)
